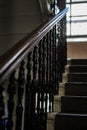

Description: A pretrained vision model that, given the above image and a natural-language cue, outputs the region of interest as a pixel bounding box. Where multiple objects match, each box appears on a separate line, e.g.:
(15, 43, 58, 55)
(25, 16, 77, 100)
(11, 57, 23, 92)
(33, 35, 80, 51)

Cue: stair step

(65, 65, 87, 73)
(68, 59, 87, 65)
(63, 73, 87, 82)
(55, 113, 87, 130)
(65, 82, 87, 96)
(61, 96, 87, 114)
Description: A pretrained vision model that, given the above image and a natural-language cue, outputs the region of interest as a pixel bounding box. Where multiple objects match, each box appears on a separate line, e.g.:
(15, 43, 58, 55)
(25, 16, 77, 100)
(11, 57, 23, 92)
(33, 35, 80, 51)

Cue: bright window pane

(72, 0, 87, 2)
(67, 23, 71, 35)
(66, 0, 87, 41)
(71, 22, 87, 35)
(71, 3, 87, 16)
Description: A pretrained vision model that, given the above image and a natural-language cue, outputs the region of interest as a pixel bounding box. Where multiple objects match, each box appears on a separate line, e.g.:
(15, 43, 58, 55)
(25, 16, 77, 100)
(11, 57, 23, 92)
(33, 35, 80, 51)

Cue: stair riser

(65, 83, 87, 96)
(59, 83, 87, 96)
(63, 73, 87, 82)
(55, 114, 87, 130)
(68, 59, 87, 65)
(65, 65, 87, 73)
(61, 96, 87, 113)
(68, 74, 87, 82)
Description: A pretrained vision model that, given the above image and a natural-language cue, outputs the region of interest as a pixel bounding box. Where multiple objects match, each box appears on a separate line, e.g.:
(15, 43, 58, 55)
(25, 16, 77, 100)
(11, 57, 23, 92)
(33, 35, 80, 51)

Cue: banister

(0, 8, 68, 84)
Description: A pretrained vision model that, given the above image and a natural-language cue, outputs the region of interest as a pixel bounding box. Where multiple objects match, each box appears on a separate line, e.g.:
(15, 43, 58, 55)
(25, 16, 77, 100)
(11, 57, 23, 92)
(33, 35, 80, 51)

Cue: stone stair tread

(67, 59, 87, 65)
(67, 65, 87, 66)
(62, 95, 87, 98)
(56, 112, 87, 117)
(67, 73, 87, 82)
(61, 96, 87, 114)
(66, 82, 87, 84)
(64, 72, 87, 74)
(55, 112, 87, 129)
(65, 65, 87, 73)
(65, 82, 87, 96)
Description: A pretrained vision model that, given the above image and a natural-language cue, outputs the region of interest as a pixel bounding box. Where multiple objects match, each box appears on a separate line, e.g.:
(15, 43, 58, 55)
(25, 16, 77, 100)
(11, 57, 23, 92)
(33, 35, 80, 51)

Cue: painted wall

(67, 42, 87, 59)
(0, 0, 42, 56)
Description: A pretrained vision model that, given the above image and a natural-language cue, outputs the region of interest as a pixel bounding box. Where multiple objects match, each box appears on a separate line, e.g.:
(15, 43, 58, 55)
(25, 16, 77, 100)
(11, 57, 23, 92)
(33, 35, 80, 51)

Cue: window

(66, 0, 87, 42)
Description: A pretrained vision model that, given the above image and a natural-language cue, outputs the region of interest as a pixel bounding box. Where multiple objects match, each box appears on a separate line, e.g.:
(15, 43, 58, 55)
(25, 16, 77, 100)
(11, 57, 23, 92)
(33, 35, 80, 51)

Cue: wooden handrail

(0, 8, 68, 84)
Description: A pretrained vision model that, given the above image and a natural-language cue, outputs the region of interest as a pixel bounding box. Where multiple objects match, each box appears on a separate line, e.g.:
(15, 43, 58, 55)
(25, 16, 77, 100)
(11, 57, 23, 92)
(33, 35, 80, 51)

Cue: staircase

(47, 59, 87, 130)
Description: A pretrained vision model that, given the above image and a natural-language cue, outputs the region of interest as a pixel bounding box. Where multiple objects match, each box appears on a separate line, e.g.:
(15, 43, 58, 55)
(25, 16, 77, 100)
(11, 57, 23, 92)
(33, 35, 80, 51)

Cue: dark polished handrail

(0, 8, 68, 84)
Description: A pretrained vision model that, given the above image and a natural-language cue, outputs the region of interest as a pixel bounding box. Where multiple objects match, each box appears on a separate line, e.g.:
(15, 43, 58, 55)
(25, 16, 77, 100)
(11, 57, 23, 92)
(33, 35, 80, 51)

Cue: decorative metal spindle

(45, 33, 49, 113)
(57, 19, 66, 82)
(54, 24, 59, 93)
(56, 23, 60, 83)
(41, 37, 46, 112)
(49, 94, 51, 112)
(60, 20, 65, 70)
(62, 17, 67, 66)
(24, 52, 32, 130)
(49, 93, 54, 112)
(32, 46, 38, 130)
(47, 31, 51, 92)
(53, 25, 58, 94)
(57, 22, 63, 81)
(46, 33, 49, 90)
(15, 61, 25, 130)
(52, 27, 56, 93)
(33, 46, 38, 83)
(37, 41, 42, 114)
(0, 85, 4, 130)
(33, 46, 38, 111)
(49, 30, 53, 112)
(37, 37, 47, 130)
(49, 30, 52, 84)
(6, 71, 16, 130)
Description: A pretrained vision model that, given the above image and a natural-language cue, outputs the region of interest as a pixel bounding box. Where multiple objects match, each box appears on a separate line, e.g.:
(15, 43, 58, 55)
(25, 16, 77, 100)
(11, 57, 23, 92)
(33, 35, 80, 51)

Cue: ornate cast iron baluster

(41, 37, 46, 111)
(49, 29, 53, 112)
(47, 32, 52, 113)
(56, 22, 61, 84)
(45, 33, 49, 113)
(54, 24, 59, 94)
(24, 52, 32, 130)
(0, 85, 4, 130)
(6, 71, 16, 130)
(37, 41, 42, 114)
(57, 0, 67, 81)
(57, 22, 62, 81)
(52, 25, 58, 95)
(32, 46, 38, 111)
(32, 46, 39, 130)
(57, 20, 65, 82)
(15, 61, 25, 130)
(52, 27, 55, 93)
(33, 46, 38, 83)
(40, 36, 47, 130)
(49, 30, 52, 87)
(62, 17, 67, 66)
